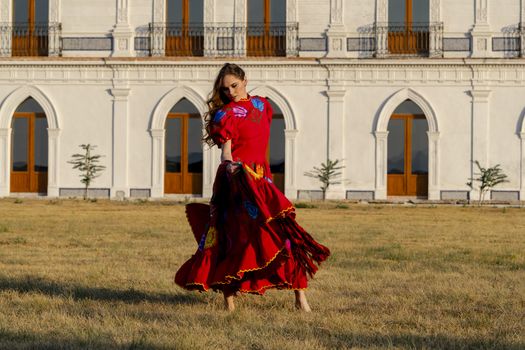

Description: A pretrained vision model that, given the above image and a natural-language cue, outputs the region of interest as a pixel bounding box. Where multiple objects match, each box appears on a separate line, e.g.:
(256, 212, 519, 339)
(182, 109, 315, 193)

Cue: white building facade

(1, 0, 525, 202)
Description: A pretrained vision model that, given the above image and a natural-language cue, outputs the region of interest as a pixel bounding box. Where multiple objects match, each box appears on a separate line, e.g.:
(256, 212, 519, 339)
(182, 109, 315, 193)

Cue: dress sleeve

(262, 97, 273, 123)
(210, 107, 237, 147)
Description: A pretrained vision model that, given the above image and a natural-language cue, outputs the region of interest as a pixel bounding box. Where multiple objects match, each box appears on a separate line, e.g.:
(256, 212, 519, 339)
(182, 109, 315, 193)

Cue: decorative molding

(62, 38, 113, 51)
(330, 0, 343, 25)
(443, 38, 471, 51)
(374, 88, 440, 200)
(300, 38, 327, 51)
(475, 0, 488, 25)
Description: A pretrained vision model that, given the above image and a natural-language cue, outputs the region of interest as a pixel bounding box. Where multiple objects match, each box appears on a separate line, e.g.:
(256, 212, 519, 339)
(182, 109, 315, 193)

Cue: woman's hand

(221, 139, 240, 174)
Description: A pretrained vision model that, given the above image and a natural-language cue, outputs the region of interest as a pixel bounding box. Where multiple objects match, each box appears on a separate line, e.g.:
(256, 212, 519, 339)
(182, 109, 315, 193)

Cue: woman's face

(222, 74, 248, 102)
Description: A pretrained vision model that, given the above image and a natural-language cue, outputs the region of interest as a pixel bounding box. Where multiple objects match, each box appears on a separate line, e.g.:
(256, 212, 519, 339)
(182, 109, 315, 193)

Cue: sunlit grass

(0, 199, 524, 349)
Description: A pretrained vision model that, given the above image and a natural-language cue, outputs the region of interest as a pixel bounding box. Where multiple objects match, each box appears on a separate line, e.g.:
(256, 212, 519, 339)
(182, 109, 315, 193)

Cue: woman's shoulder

(250, 95, 270, 112)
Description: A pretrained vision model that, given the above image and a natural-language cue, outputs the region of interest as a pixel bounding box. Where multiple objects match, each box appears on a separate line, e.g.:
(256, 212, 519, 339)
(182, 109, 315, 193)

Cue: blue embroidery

(198, 231, 207, 251)
(251, 97, 265, 112)
(243, 201, 259, 219)
(213, 109, 226, 122)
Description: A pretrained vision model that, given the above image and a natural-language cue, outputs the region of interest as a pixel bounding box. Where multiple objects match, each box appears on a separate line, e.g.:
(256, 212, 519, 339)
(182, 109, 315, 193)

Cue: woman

(175, 63, 330, 311)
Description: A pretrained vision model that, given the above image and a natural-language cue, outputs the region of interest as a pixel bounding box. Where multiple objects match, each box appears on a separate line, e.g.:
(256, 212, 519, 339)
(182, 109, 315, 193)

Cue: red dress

(175, 95, 330, 294)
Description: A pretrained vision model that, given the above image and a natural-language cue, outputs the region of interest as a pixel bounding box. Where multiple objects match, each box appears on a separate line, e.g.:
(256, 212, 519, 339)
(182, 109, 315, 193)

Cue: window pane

(35, 0, 49, 23)
(269, 116, 285, 173)
(248, 0, 265, 24)
(165, 118, 182, 173)
(393, 99, 424, 114)
(12, 117, 29, 172)
(13, 0, 29, 24)
(388, 0, 406, 26)
(387, 118, 405, 174)
(16, 97, 45, 113)
(411, 118, 428, 174)
(189, 0, 203, 25)
(167, 0, 183, 23)
(187, 117, 203, 173)
(412, 0, 429, 24)
(270, 0, 286, 23)
(34, 117, 48, 172)
(170, 98, 200, 114)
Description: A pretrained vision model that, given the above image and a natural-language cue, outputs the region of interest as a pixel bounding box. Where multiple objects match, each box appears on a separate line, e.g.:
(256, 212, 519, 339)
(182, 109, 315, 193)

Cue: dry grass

(0, 199, 523, 350)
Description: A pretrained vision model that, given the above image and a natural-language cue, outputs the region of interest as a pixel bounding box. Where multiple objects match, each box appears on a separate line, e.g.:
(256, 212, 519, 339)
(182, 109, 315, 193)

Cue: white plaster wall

(345, 0, 375, 34)
(441, 0, 475, 35)
(61, 0, 116, 35)
(130, 0, 154, 32)
(488, 87, 524, 188)
(298, 0, 330, 36)
(489, 0, 520, 33)
(215, 0, 235, 23)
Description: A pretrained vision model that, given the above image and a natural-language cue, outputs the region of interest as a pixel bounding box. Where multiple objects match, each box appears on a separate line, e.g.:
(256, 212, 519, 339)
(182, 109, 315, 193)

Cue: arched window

(388, 0, 429, 55)
(165, 98, 203, 194)
(165, 0, 204, 56)
(11, 97, 48, 193)
(387, 99, 428, 197)
(12, 0, 49, 56)
(247, 0, 287, 56)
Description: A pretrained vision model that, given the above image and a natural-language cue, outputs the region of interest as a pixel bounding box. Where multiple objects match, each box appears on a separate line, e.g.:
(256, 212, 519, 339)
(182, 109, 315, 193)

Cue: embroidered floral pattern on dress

(251, 97, 265, 112)
(198, 226, 218, 251)
(214, 109, 226, 122)
(243, 201, 259, 219)
(232, 106, 248, 118)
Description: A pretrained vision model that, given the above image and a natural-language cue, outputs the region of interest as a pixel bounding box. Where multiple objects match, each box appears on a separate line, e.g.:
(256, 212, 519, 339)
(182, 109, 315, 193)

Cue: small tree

(304, 159, 344, 200)
(68, 144, 106, 200)
(467, 161, 508, 206)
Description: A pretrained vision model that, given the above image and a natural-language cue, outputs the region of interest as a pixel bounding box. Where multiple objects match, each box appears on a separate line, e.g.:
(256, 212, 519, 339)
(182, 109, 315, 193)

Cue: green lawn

(0, 199, 524, 349)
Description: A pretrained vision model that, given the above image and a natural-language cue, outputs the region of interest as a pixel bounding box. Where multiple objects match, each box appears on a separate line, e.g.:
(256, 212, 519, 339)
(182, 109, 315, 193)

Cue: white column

(48, 0, 60, 56)
(112, 0, 134, 57)
(110, 87, 131, 198)
(520, 132, 525, 201)
(47, 128, 60, 197)
(152, 0, 166, 56)
(375, 0, 388, 57)
(427, 131, 440, 200)
(521, 0, 525, 57)
(471, 0, 492, 57)
(284, 129, 298, 199)
(286, 0, 298, 57)
(374, 131, 388, 200)
(0, 128, 9, 196)
(325, 87, 346, 199)
(150, 128, 164, 198)
(0, 0, 12, 57)
(469, 88, 491, 200)
(326, 0, 347, 58)
(203, 0, 216, 57)
(202, 144, 214, 199)
(234, 0, 246, 57)
(429, 0, 443, 58)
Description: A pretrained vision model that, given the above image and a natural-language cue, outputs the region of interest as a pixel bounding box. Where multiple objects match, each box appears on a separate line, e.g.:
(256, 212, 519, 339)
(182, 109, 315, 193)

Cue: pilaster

(374, 131, 388, 200)
(470, 0, 492, 58)
(325, 86, 346, 199)
(284, 129, 298, 199)
(469, 87, 491, 200)
(112, 0, 133, 57)
(150, 128, 165, 198)
(427, 131, 440, 200)
(520, 132, 525, 201)
(0, 128, 9, 196)
(47, 128, 61, 197)
(325, 0, 347, 58)
(110, 87, 131, 198)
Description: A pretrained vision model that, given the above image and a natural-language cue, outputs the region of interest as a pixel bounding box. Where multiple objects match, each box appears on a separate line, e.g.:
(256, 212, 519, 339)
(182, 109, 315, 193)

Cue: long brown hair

(203, 63, 246, 147)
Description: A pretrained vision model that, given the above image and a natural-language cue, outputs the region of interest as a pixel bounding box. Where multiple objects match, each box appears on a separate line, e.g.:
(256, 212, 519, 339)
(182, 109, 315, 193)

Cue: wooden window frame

(12, 0, 49, 57)
(247, 0, 286, 57)
(165, 0, 204, 56)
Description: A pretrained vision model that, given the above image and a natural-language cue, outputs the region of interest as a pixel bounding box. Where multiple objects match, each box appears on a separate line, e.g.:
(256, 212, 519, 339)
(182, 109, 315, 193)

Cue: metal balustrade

(0, 22, 61, 57)
(375, 22, 443, 57)
(149, 22, 299, 57)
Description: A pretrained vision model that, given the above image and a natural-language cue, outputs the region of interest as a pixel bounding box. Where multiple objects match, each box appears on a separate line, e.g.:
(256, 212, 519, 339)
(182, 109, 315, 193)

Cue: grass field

(0, 199, 524, 349)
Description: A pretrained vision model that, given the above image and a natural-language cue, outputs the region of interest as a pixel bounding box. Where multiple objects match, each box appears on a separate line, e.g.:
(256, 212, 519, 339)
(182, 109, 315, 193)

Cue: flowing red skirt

(174, 161, 330, 295)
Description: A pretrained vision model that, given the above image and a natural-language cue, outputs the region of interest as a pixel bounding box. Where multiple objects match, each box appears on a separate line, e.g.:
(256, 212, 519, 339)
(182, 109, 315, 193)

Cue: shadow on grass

(313, 328, 524, 350)
(0, 328, 161, 350)
(0, 274, 201, 305)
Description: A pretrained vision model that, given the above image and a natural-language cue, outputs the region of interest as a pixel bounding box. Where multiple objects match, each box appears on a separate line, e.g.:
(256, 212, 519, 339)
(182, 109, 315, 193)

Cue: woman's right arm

(221, 139, 233, 162)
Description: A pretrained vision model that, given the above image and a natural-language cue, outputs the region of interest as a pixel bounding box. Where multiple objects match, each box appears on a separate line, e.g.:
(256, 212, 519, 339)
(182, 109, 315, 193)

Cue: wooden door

(12, 0, 49, 56)
(387, 114, 428, 197)
(387, 0, 429, 54)
(165, 0, 203, 56)
(164, 113, 203, 194)
(11, 112, 48, 193)
(247, 0, 286, 57)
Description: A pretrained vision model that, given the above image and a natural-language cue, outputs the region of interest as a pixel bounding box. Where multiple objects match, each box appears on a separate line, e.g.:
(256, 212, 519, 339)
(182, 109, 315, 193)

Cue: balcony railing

(0, 22, 61, 57)
(149, 22, 298, 57)
(375, 22, 443, 57)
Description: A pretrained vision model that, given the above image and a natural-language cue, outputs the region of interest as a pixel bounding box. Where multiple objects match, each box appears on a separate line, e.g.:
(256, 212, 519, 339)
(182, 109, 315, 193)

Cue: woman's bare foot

(294, 290, 311, 312)
(223, 291, 235, 311)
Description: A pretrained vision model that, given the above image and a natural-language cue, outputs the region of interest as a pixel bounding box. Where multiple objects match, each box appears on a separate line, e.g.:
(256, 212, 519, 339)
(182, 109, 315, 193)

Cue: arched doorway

(387, 99, 428, 197)
(10, 97, 48, 193)
(164, 98, 203, 194)
(267, 99, 285, 193)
